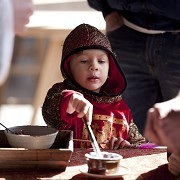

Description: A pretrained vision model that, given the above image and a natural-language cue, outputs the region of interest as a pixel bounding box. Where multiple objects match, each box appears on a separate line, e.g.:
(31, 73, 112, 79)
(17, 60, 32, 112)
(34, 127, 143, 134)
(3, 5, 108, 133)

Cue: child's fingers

(109, 137, 117, 150)
(119, 140, 131, 148)
(70, 94, 82, 111)
(114, 138, 131, 149)
(113, 137, 124, 149)
(70, 93, 93, 119)
(77, 102, 93, 120)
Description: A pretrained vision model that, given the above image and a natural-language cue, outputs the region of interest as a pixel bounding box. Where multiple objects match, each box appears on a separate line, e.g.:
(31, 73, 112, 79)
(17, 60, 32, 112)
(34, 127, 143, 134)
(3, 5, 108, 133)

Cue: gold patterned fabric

(62, 23, 113, 62)
(128, 122, 146, 146)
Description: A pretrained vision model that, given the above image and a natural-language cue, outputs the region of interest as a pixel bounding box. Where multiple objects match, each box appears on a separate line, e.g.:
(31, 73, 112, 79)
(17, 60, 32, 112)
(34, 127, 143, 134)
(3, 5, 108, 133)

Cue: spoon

(82, 116, 103, 159)
(0, 122, 17, 134)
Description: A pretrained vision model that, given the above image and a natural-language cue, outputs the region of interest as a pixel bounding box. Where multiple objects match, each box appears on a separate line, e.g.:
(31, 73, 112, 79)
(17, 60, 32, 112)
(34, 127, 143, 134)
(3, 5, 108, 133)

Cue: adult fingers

(168, 153, 180, 176)
(144, 108, 162, 145)
(161, 111, 180, 152)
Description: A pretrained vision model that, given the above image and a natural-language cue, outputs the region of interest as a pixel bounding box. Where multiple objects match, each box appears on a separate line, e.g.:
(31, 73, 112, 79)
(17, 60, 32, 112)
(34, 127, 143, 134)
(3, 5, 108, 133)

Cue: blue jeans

(107, 26, 180, 134)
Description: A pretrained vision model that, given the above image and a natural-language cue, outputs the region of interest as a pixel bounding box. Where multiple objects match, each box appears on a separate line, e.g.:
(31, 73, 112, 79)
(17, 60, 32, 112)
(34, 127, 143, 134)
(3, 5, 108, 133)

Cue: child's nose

(89, 60, 99, 71)
(89, 64, 98, 71)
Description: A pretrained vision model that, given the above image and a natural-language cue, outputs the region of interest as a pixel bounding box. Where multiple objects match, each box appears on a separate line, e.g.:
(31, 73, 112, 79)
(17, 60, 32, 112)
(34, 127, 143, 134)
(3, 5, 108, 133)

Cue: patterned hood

(60, 23, 126, 96)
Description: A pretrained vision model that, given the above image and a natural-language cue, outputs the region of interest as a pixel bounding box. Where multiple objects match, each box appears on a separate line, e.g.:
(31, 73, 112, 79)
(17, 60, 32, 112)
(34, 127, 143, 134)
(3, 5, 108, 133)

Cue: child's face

(69, 49, 109, 93)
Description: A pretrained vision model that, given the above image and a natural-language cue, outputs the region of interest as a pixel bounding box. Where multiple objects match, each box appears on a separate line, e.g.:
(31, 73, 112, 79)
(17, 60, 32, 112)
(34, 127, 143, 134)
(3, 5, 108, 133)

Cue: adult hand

(168, 152, 180, 176)
(12, 0, 33, 36)
(144, 107, 164, 146)
(67, 93, 93, 124)
(160, 110, 180, 152)
(105, 11, 124, 32)
(144, 95, 180, 152)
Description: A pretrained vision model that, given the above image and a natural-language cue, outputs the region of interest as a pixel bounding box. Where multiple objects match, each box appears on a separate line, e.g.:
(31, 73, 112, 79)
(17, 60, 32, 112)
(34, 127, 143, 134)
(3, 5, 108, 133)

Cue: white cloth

(0, 0, 14, 86)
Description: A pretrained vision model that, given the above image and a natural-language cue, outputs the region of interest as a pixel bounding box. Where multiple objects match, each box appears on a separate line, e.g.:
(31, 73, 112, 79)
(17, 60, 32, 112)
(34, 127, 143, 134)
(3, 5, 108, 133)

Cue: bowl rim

(4, 125, 59, 149)
(85, 151, 123, 160)
(4, 125, 58, 137)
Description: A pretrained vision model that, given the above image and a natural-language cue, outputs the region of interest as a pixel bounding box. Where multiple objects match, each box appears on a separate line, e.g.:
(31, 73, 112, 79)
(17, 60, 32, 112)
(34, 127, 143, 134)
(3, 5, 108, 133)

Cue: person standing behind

(42, 23, 146, 149)
(87, 0, 180, 134)
(0, 0, 33, 86)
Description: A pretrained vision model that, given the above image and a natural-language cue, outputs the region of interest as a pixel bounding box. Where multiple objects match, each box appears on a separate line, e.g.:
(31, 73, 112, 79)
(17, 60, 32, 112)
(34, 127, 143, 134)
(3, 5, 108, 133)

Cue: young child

(42, 23, 146, 149)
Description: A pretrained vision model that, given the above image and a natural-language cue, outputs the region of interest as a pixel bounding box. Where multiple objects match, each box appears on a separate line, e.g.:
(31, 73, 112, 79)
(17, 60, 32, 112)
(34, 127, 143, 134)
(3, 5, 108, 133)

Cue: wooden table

(25, 1, 105, 124)
(0, 147, 177, 179)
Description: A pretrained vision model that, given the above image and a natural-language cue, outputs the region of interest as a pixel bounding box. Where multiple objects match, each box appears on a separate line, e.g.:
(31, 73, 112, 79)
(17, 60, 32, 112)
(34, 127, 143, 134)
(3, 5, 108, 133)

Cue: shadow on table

(0, 170, 63, 180)
(137, 164, 177, 180)
(70, 173, 124, 180)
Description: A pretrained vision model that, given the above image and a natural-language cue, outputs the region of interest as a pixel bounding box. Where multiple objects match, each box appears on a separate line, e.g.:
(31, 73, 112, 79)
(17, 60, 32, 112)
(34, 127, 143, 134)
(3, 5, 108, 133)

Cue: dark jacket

(88, 0, 180, 31)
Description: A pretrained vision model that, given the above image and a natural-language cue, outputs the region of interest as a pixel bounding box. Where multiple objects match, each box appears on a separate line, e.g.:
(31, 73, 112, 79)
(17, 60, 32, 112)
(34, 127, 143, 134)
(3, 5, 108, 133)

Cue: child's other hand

(67, 93, 93, 124)
(168, 152, 180, 176)
(108, 137, 131, 149)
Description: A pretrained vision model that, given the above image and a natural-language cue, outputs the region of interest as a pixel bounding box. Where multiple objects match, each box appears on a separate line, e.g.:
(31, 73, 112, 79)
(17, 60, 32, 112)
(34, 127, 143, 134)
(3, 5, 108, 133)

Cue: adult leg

(107, 26, 162, 134)
(156, 32, 180, 101)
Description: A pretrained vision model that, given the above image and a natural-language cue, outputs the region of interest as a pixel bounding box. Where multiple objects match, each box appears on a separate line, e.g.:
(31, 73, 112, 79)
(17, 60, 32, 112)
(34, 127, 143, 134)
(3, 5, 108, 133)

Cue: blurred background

(0, 0, 105, 129)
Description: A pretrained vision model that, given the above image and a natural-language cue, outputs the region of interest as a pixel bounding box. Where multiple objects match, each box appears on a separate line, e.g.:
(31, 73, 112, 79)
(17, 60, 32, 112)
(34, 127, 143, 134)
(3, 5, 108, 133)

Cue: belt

(122, 17, 180, 34)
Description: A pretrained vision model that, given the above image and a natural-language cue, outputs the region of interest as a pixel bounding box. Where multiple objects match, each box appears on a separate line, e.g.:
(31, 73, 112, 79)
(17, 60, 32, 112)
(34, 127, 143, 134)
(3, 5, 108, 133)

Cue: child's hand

(67, 93, 93, 124)
(168, 152, 180, 176)
(108, 137, 131, 149)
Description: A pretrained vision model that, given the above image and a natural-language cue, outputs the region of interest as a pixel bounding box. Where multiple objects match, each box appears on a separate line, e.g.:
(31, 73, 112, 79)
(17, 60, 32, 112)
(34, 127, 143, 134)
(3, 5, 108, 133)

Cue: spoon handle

(0, 123, 15, 134)
(82, 116, 102, 159)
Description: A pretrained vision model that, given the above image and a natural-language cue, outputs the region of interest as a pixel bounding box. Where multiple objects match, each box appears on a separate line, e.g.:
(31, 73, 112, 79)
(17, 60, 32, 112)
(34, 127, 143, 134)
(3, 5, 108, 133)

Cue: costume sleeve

(42, 83, 80, 130)
(127, 122, 147, 147)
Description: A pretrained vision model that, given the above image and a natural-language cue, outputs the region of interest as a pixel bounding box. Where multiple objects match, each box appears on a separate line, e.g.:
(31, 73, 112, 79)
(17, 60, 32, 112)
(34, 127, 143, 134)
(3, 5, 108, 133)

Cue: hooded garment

(42, 24, 146, 148)
(61, 23, 126, 96)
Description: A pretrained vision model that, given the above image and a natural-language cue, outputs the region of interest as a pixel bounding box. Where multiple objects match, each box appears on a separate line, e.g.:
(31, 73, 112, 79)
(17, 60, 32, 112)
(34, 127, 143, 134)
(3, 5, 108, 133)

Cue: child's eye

(98, 60, 105, 64)
(80, 59, 88, 63)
